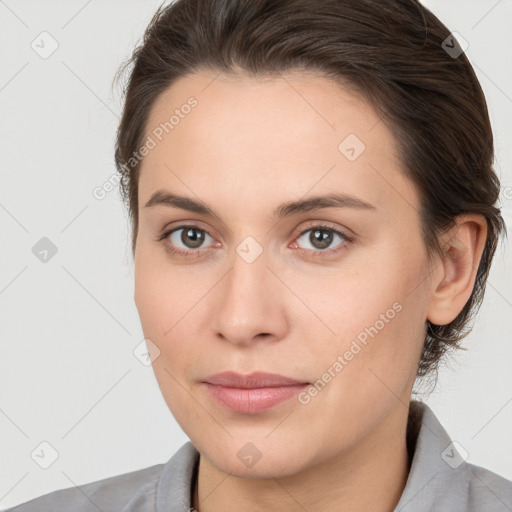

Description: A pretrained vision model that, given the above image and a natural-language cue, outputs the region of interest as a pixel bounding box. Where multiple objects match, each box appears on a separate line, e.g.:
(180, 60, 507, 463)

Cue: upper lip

(203, 371, 308, 388)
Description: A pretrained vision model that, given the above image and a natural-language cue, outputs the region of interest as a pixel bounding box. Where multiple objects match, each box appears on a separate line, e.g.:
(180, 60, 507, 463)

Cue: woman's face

(134, 70, 433, 477)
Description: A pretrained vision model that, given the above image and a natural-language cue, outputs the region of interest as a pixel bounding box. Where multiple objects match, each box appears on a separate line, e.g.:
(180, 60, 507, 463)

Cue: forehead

(139, 69, 418, 219)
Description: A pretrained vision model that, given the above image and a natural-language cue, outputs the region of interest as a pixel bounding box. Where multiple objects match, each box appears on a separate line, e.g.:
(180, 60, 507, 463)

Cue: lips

(202, 371, 309, 414)
(203, 371, 308, 388)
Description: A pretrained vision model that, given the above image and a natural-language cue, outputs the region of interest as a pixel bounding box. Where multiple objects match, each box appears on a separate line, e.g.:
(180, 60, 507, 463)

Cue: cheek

(134, 257, 189, 401)
(301, 238, 428, 392)
(293, 276, 426, 449)
(134, 254, 205, 427)
(134, 245, 189, 336)
(295, 262, 405, 349)
(134, 247, 214, 373)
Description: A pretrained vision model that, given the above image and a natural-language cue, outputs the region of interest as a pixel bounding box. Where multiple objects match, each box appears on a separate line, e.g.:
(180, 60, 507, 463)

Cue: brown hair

(113, 0, 505, 379)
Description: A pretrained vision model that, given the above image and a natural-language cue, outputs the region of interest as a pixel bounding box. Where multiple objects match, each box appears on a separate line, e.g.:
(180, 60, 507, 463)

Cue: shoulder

(5, 441, 199, 512)
(5, 462, 165, 512)
(465, 462, 512, 511)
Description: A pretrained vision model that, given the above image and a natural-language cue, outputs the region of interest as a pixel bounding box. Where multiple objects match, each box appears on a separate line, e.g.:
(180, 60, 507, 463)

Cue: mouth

(202, 371, 310, 414)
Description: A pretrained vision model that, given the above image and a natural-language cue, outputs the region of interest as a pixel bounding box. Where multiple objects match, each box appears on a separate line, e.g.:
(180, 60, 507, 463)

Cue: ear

(427, 214, 488, 326)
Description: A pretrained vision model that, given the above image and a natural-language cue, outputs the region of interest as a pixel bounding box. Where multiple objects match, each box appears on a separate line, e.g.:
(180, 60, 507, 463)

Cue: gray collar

(395, 400, 470, 510)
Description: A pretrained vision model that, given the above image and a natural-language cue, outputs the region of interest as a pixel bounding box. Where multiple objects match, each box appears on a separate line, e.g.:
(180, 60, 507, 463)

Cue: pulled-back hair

(113, 0, 505, 378)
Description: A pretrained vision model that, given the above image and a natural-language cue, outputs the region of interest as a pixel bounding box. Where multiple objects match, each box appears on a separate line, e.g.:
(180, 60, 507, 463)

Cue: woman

(7, 0, 512, 510)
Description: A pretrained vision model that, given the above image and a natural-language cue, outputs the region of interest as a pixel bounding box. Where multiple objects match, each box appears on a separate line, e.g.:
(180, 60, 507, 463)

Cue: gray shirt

(6, 401, 512, 511)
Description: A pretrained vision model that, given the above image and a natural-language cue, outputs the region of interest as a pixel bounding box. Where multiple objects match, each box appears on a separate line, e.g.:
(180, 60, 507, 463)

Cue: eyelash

(156, 223, 353, 258)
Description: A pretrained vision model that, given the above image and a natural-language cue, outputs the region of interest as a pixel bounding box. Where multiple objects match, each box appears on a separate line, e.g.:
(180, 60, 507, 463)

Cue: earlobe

(426, 214, 488, 326)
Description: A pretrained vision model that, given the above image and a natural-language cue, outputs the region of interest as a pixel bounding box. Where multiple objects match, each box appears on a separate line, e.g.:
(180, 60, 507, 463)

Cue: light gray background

(1, 0, 511, 509)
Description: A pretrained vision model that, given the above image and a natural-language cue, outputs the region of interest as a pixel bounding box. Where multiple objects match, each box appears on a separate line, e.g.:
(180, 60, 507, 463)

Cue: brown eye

(295, 225, 351, 255)
(160, 225, 215, 255)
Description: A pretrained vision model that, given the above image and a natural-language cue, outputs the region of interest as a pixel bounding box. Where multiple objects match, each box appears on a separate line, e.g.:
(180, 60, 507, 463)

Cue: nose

(211, 246, 289, 348)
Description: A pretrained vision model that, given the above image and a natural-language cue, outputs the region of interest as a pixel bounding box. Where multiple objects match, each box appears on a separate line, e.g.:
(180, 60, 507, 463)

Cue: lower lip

(203, 383, 308, 414)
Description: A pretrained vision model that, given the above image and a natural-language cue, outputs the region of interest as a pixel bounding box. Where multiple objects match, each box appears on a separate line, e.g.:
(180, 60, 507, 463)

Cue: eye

(158, 225, 217, 257)
(292, 224, 352, 255)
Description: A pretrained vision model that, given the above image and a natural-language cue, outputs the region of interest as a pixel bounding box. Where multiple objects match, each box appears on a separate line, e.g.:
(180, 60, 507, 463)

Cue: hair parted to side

(113, 0, 505, 380)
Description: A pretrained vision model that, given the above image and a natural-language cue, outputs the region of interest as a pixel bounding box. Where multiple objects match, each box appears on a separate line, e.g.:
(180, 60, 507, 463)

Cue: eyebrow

(143, 189, 376, 219)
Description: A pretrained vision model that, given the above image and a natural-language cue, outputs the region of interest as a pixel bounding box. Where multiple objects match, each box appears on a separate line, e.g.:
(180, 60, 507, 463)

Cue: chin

(193, 433, 319, 479)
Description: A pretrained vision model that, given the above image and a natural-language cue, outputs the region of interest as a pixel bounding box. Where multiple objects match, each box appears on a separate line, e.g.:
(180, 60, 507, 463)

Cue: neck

(192, 403, 412, 512)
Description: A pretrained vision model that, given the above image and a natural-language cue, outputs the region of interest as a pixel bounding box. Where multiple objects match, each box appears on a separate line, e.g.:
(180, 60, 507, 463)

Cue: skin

(133, 69, 487, 512)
